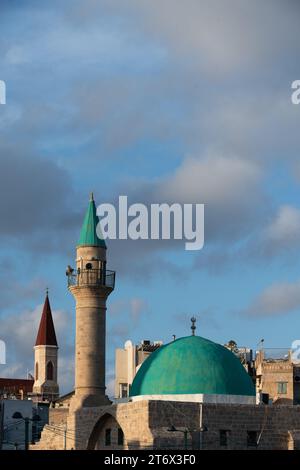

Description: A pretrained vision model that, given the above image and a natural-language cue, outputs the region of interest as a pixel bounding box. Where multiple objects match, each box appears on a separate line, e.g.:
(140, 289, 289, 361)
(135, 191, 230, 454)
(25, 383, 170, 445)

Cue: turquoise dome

(130, 336, 255, 397)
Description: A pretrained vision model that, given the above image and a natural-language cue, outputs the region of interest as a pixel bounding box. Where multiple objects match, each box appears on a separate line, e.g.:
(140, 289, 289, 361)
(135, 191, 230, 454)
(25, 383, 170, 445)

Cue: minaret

(67, 193, 115, 408)
(32, 292, 59, 401)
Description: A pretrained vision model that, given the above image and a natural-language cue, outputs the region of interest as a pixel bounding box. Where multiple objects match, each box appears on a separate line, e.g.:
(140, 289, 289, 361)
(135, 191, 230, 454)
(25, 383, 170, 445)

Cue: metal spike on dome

(191, 317, 196, 336)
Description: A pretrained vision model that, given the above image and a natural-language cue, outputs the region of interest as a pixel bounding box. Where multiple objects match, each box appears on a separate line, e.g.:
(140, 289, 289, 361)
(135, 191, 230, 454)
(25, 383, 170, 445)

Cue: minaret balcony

(67, 268, 115, 290)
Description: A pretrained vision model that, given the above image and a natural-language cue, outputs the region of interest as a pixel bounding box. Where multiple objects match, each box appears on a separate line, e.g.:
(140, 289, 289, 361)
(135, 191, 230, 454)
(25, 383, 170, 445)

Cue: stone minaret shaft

(68, 194, 115, 408)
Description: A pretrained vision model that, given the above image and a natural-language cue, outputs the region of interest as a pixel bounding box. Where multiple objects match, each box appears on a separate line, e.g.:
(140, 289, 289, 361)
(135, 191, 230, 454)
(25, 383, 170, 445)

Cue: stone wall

(49, 408, 69, 426)
(31, 400, 300, 450)
(148, 401, 300, 450)
(30, 408, 69, 450)
(30, 424, 66, 450)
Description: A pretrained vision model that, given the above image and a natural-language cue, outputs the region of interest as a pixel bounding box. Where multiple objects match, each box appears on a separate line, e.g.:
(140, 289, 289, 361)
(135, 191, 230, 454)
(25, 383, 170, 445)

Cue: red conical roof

(35, 294, 58, 346)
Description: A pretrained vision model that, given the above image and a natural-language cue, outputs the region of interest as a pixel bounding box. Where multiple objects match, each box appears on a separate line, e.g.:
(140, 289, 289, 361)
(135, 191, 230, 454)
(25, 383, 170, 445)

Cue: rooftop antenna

(191, 317, 196, 336)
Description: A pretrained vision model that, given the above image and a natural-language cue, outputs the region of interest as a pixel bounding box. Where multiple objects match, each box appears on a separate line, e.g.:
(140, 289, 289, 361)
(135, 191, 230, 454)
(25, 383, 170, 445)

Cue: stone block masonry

(32, 400, 300, 450)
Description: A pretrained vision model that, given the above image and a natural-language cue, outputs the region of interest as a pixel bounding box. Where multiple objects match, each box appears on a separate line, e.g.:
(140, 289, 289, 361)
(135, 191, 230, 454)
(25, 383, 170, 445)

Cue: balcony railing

(67, 268, 115, 290)
(260, 348, 290, 361)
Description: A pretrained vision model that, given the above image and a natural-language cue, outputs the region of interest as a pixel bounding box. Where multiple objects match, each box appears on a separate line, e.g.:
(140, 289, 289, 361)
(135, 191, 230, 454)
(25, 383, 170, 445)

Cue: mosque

(33, 196, 300, 450)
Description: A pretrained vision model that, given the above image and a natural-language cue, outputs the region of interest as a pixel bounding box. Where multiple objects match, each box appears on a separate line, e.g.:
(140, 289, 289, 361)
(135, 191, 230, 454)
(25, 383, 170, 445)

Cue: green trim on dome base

(130, 336, 255, 397)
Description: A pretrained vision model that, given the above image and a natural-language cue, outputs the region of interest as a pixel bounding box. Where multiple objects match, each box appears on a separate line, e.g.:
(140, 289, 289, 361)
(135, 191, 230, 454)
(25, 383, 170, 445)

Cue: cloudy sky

(1, 0, 300, 395)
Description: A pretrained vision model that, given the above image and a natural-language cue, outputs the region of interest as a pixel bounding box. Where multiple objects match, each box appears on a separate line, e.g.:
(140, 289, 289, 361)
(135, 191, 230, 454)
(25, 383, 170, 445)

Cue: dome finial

(191, 317, 196, 336)
(90, 192, 94, 202)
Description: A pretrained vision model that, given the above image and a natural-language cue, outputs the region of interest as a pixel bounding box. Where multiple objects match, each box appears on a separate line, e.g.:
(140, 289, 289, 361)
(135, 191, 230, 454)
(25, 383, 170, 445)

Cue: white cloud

(129, 298, 148, 322)
(130, 0, 300, 74)
(110, 297, 147, 318)
(264, 205, 300, 245)
(249, 205, 300, 259)
(159, 154, 261, 203)
(155, 153, 265, 243)
(244, 279, 300, 317)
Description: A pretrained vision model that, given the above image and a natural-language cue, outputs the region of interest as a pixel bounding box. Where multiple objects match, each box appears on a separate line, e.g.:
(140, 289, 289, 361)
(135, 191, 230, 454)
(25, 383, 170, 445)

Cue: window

(85, 263, 92, 270)
(105, 428, 111, 446)
(120, 383, 128, 398)
(35, 362, 38, 380)
(277, 382, 287, 394)
(118, 428, 124, 446)
(219, 430, 229, 446)
(247, 431, 257, 447)
(46, 361, 54, 380)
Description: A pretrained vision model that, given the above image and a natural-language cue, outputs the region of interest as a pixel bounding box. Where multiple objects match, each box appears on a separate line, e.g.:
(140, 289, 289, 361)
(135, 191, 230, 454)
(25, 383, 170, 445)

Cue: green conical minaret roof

(78, 193, 106, 248)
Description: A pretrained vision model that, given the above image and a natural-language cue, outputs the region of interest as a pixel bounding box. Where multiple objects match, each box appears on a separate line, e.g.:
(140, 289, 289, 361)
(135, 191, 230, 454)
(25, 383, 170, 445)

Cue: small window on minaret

(47, 361, 54, 380)
(35, 362, 38, 380)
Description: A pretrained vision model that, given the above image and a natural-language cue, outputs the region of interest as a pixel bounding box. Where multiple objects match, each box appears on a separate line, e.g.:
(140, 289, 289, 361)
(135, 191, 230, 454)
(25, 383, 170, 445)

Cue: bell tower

(32, 291, 59, 401)
(67, 193, 115, 408)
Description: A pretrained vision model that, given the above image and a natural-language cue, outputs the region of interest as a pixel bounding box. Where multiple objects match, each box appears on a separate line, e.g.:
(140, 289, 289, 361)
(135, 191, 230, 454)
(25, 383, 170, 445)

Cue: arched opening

(35, 362, 38, 380)
(46, 361, 54, 380)
(87, 413, 126, 450)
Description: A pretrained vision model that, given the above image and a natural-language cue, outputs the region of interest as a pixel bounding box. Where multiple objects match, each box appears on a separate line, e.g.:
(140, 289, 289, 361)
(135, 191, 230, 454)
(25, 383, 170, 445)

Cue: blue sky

(1, 0, 300, 395)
